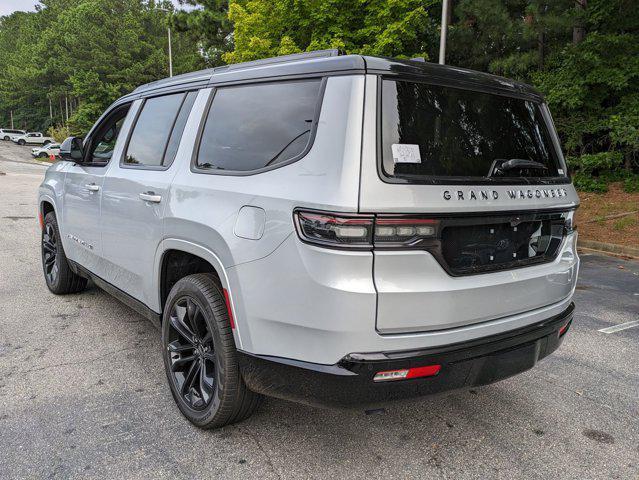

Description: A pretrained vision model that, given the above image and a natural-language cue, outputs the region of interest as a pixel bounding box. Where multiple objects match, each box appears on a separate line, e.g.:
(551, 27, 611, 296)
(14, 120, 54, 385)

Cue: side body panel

(162, 75, 367, 350)
(59, 164, 108, 273)
(100, 99, 180, 305)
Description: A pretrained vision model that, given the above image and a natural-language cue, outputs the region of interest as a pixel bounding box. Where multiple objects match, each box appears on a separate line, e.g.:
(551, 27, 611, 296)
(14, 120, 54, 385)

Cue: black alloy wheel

(42, 222, 59, 285)
(41, 212, 87, 294)
(162, 273, 261, 428)
(167, 296, 216, 410)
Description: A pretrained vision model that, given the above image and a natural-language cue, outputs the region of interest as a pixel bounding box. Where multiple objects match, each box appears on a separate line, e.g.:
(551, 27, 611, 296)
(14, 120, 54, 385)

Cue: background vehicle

(38, 51, 579, 429)
(12, 132, 54, 145)
(32, 143, 60, 158)
(0, 128, 26, 140)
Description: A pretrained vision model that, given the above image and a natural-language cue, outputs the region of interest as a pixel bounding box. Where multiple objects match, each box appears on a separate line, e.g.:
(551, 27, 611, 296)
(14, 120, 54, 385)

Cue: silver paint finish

(234, 206, 266, 240)
(374, 233, 579, 334)
(38, 70, 580, 366)
(228, 234, 575, 364)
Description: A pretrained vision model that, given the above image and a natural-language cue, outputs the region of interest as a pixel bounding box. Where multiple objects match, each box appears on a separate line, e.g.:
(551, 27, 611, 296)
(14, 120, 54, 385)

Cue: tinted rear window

(124, 93, 184, 167)
(381, 79, 565, 182)
(196, 80, 322, 172)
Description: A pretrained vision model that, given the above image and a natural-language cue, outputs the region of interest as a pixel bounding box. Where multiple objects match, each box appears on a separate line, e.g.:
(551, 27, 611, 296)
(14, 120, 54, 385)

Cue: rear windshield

(381, 79, 566, 183)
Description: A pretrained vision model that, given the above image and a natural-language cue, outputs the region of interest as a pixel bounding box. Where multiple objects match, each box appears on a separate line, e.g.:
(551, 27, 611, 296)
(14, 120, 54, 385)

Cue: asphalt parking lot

(0, 140, 638, 479)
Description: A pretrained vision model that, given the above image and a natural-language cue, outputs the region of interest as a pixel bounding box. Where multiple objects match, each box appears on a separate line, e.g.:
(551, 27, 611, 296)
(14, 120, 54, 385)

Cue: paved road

(0, 141, 638, 479)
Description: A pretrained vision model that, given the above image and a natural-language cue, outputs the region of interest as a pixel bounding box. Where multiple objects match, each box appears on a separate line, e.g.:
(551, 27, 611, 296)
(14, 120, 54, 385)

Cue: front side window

(86, 105, 131, 164)
(381, 79, 566, 183)
(196, 79, 322, 172)
(124, 93, 186, 167)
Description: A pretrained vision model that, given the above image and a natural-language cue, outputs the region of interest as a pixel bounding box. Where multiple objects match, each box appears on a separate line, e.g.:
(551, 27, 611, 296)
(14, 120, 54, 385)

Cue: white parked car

(0, 128, 26, 141)
(12, 132, 55, 146)
(32, 143, 61, 159)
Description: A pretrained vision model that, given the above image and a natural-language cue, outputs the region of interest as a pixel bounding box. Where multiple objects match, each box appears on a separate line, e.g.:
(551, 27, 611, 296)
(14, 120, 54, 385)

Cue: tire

(41, 212, 87, 295)
(43, 140, 51, 145)
(18, 139, 25, 145)
(3, 136, 9, 141)
(38, 152, 48, 158)
(162, 273, 261, 428)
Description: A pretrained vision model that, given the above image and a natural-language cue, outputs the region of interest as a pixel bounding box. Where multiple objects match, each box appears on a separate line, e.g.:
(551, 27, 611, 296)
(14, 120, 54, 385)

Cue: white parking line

(598, 321, 639, 334)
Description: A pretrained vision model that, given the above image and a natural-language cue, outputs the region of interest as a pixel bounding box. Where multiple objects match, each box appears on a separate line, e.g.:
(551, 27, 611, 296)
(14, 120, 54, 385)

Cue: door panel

(61, 166, 106, 273)
(60, 102, 136, 275)
(101, 169, 175, 305)
(100, 91, 201, 307)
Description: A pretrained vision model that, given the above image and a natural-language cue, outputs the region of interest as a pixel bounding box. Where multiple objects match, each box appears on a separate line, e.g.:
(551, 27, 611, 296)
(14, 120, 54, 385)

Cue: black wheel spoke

(42, 223, 59, 283)
(199, 361, 213, 403)
(166, 294, 218, 411)
(170, 310, 195, 344)
(171, 354, 197, 372)
(181, 359, 200, 397)
(168, 342, 194, 354)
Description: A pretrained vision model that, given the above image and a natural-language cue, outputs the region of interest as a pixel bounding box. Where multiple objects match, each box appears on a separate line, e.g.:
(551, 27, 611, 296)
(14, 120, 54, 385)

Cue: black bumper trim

(238, 303, 574, 409)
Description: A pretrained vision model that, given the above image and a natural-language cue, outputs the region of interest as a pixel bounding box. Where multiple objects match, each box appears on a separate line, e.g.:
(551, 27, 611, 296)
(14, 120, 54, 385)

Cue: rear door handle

(85, 183, 100, 192)
(139, 191, 162, 203)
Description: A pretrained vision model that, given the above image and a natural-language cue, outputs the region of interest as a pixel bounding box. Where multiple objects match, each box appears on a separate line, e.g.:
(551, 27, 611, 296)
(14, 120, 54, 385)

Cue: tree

(172, 0, 232, 65)
(0, 0, 204, 134)
(223, 0, 438, 64)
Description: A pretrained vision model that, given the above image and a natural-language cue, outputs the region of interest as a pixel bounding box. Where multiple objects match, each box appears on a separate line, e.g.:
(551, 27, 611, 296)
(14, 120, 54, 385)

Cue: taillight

(294, 210, 439, 249)
(563, 210, 577, 234)
(374, 217, 438, 246)
(294, 211, 374, 248)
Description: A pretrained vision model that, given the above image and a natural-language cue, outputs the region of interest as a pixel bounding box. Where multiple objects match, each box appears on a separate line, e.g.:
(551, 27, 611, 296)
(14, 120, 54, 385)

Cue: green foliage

(613, 215, 637, 231)
(47, 124, 71, 143)
(623, 175, 639, 194)
(1, 0, 639, 182)
(566, 152, 624, 175)
(223, 0, 437, 64)
(571, 172, 608, 193)
(172, 0, 233, 65)
(0, 0, 204, 135)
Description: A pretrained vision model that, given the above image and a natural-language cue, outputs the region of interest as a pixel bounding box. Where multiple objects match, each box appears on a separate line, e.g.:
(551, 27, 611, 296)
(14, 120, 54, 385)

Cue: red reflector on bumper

(373, 364, 441, 382)
(558, 322, 570, 336)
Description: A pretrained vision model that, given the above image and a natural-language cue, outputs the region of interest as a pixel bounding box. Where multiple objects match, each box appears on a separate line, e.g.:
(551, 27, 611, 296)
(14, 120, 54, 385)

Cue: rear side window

(196, 79, 322, 172)
(124, 92, 195, 167)
(381, 79, 565, 183)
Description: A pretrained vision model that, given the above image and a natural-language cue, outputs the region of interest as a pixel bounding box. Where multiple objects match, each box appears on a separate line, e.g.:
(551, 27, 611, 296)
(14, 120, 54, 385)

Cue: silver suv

(38, 51, 580, 428)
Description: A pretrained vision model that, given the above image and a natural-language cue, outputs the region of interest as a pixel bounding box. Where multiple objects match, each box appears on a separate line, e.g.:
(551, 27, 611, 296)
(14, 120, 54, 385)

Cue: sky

(0, 0, 186, 17)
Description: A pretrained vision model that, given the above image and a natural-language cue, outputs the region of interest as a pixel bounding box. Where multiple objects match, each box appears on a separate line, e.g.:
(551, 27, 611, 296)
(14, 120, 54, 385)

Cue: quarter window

(196, 80, 322, 172)
(124, 92, 193, 167)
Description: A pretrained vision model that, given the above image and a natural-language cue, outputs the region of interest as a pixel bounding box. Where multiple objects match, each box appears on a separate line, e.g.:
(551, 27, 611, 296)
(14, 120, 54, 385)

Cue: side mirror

(59, 136, 84, 162)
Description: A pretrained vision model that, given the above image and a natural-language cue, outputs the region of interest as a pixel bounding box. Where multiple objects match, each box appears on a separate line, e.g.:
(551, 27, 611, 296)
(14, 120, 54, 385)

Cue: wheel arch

(154, 239, 243, 348)
(40, 196, 56, 224)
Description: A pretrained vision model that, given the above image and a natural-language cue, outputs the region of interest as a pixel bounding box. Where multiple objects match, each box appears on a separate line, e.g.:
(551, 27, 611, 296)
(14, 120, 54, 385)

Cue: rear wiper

(490, 158, 548, 177)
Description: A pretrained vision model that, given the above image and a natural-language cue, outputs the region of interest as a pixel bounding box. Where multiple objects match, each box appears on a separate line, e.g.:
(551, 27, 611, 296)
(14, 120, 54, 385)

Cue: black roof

(129, 50, 541, 101)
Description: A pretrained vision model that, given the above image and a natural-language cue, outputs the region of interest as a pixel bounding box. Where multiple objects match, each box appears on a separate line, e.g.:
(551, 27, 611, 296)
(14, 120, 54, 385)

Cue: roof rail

(213, 49, 342, 73)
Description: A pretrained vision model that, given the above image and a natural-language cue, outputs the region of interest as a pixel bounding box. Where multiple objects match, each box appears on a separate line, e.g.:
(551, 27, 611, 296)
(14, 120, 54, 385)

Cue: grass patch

(613, 216, 637, 231)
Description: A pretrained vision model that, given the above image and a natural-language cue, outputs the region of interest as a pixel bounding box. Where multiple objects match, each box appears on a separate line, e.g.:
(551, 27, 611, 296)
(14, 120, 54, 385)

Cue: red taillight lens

(294, 210, 439, 249)
(373, 364, 441, 382)
(294, 211, 374, 248)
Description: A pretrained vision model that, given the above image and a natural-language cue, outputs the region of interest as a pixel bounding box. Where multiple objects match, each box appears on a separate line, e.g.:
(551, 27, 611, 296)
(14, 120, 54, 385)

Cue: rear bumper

(238, 303, 574, 408)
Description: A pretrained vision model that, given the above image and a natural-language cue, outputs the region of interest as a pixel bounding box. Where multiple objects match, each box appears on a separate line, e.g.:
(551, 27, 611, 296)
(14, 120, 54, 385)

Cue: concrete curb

(578, 238, 639, 259)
